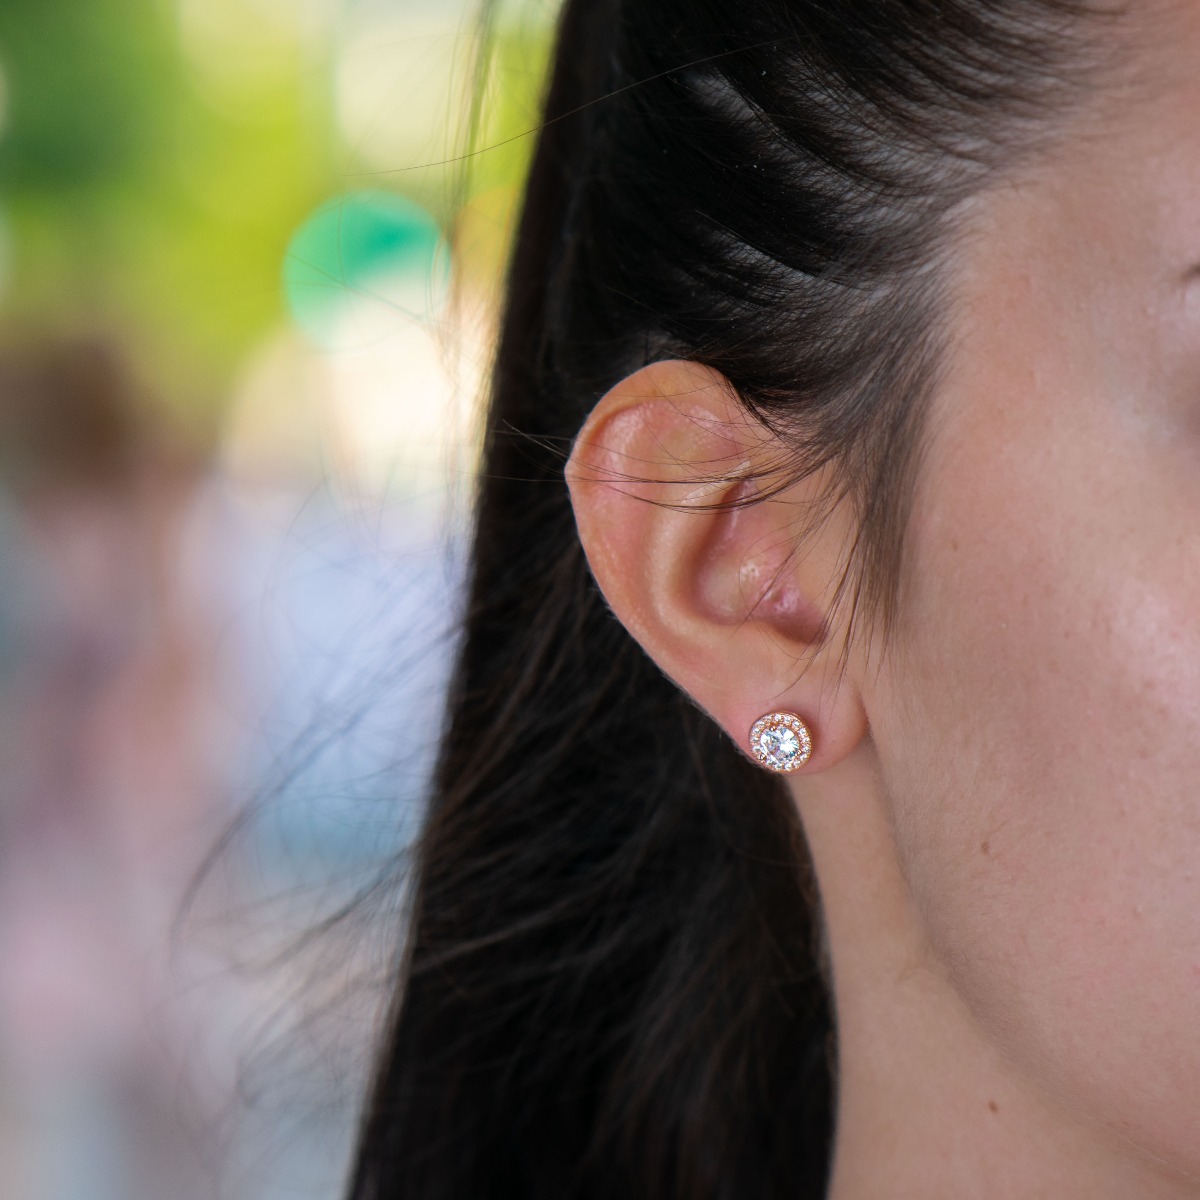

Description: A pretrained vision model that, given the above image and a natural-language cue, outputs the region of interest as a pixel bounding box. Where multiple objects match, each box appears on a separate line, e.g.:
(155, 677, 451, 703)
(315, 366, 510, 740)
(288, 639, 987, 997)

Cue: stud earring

(749, 711, 813, 774)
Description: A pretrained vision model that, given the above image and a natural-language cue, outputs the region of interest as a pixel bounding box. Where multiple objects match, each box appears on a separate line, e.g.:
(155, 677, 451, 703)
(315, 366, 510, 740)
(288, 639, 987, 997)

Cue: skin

(567, 2, 1200, 1194)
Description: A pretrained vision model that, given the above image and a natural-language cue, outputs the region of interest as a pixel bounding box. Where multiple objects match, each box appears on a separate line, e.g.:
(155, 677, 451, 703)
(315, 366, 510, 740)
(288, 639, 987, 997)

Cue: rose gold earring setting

(749, 711, 813, 774)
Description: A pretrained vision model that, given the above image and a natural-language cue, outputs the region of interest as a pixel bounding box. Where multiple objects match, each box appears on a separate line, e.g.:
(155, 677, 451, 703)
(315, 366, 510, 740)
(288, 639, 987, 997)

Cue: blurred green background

(0, 0, 551, 444)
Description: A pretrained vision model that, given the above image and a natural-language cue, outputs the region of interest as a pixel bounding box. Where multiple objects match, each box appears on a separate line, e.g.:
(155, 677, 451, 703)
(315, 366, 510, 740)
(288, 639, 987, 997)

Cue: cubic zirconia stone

(762, 726, 800, 768)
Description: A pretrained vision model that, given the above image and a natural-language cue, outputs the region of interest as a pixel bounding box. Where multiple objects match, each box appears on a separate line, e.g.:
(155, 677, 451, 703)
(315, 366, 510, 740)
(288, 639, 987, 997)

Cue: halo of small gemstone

(749, 711, 812, 773)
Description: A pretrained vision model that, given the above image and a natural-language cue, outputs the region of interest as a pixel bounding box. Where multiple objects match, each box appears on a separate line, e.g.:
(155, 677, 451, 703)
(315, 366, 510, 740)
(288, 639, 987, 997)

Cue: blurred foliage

(0, 0, 188, 193)
(0, 0, 334, 441)
(0, 0, 554, 447)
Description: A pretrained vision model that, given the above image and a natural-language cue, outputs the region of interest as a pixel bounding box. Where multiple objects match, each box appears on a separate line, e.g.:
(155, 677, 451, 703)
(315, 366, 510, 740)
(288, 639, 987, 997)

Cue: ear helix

(748, 711, 813, 774)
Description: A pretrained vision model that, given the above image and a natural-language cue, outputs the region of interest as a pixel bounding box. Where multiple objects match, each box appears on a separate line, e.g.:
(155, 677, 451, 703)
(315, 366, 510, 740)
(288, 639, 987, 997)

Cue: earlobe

(565, 359, 869, 776)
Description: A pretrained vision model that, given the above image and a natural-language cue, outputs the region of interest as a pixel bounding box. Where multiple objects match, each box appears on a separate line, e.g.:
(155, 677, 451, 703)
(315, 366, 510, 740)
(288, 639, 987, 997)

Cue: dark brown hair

(347, 2, 1104, 1196)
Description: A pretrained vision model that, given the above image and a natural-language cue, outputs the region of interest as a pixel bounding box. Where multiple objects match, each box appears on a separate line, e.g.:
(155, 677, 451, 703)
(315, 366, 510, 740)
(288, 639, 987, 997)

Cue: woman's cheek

(874, 421, 1200, 1163)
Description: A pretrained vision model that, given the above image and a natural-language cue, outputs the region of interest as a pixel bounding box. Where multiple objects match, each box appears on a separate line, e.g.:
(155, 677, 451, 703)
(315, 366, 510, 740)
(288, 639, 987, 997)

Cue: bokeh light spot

(283, 190, 450, 346)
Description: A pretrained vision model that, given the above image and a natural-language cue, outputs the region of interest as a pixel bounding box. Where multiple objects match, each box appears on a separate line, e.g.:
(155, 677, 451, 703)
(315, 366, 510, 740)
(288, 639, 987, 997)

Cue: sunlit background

(0, 0, 553, 1195)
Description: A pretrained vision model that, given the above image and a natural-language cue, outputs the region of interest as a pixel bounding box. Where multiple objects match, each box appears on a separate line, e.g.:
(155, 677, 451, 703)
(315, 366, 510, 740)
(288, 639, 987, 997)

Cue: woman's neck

(794, 743, 1199, 1200)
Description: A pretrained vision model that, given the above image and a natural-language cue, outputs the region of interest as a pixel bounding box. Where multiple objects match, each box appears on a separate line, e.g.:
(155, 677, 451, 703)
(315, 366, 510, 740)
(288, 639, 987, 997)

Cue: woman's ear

(565, 359, 868, 773)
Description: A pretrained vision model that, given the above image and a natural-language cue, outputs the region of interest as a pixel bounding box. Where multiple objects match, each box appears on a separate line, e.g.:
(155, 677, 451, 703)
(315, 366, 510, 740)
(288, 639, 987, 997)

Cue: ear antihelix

(748, 710, 813, 774)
